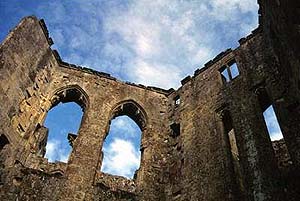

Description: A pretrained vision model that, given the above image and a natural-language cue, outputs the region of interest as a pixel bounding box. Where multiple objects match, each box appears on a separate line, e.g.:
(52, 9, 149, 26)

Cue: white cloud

(100, 0, 258, 87)
(112, 116, 140, 138)
(40, 0, 258, 89)
(131, 59, 182, 89)
(45, 139, 70, 163)
(101, 138, 140, 179)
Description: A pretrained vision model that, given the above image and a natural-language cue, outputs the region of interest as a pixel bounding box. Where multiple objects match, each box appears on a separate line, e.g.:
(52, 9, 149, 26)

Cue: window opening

(263, 105, 283, 141)
(44, 102, 83, 163)
(0, 134, 10, 184)
(220, 60, 240, 83)
(221, 67, 230, 82)
(174, 95, 180, 106)
(0, 134, 9, 153)
(170, 123, 180, 138)
(101, 115, 142, 179)
(229, 62, 240, 79)
(222, 111, 244, 194)
(262, 105, 293, 168)
(257, 86, 293, 169)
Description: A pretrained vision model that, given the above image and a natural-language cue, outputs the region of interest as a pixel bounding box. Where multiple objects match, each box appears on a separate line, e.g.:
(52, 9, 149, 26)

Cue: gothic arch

(108, 99, 148, 131)
(49, 84, 89, 112)
(100, 99, 148, 179)
(39, 85, 90, 162)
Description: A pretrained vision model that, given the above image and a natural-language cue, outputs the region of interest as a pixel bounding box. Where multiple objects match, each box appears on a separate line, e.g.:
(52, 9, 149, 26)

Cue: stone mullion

(273, 98, 300, 169)
(60, 107, 106, 201)
(215, 110, 241, 201)
(231, 94, 281, 201)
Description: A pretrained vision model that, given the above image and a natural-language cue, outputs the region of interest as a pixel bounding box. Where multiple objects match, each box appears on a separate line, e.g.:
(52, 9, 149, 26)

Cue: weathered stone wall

(164, 29, 285, 201)
(0, 1, 300, 200)
(258, 0, 300, 199)
(0, 16, 171, 201)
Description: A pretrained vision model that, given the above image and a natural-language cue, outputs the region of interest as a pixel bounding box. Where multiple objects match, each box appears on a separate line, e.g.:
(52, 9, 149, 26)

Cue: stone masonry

(0, 1, 300, 200)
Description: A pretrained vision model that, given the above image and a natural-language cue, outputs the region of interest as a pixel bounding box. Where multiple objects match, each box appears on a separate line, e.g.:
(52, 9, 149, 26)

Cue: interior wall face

(0, 1, 300, 200)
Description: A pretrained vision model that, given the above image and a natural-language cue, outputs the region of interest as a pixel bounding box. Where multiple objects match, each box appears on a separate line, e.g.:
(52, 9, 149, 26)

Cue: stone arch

(108, 99, 148, 131)
(100, 99, 148, 179)
(39, 85, 90, 162)
(49, 84, 89, 112)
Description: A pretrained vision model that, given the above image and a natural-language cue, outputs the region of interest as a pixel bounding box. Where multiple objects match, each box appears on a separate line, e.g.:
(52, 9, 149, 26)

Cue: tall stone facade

(0, 1, 299, 201)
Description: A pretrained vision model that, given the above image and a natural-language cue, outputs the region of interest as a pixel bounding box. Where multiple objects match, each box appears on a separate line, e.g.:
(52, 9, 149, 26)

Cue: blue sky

(0, 0, 283, 178)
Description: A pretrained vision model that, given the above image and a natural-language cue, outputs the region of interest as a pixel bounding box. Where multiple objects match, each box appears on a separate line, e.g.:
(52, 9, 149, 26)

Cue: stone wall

(0, 1, 300, 200)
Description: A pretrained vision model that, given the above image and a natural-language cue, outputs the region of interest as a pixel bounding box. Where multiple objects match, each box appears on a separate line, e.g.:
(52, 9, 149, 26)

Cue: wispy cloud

(111, 116, 141, 138)
(31, 0, 258, 89)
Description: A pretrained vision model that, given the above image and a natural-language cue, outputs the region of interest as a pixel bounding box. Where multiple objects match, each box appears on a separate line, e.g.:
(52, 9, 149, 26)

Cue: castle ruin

(0, 1, 300, 200)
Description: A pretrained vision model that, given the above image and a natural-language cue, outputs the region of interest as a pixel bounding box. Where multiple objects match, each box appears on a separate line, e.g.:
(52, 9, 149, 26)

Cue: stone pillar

(59, 107, 105, 201)
(273, 96, 300, 169)
(230, 94, 282, 201)
(215, 110, 242, 201)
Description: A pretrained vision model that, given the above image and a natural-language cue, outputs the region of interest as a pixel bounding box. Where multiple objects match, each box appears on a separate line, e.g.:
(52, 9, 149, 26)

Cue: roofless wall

(0, 1, 299, 200)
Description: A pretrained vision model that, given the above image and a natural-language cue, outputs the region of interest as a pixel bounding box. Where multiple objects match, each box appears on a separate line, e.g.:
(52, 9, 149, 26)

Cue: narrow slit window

(222, 111, 244, 192)
(262, 105, 292, 168)
(0, 134, 9, 152)
(170, 123, 180, 138)
(262, 105, 283, 141)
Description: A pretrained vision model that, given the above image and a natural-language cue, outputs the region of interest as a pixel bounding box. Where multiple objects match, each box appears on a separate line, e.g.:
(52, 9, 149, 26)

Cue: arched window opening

(44, 102, 83, 163)
(42, 86, 88, 163)
(101, 116, 142, 179)
(101, 101, 147, 179)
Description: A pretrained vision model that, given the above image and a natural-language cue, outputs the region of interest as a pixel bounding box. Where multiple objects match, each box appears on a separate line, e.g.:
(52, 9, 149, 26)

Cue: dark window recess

(170, 123, 180, 137)
(18, 123, 25, 133)
(222, 111, 245, 193)
(174, 95, 180, 106)
(0, 134, 9, 151)
(67, 133, 77, 148)
(256, 88, 272, 112)
(24, 89, 31, 98)
(220, 60, 240, 83)
(0, 134, 10, 184)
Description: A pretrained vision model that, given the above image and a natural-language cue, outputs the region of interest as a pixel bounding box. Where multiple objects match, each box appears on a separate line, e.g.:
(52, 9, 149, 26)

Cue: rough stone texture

(0, 1, 300, 201)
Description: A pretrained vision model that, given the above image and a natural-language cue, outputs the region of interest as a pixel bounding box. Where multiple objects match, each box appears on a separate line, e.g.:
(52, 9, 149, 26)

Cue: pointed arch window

(100, 101, 147, 179)
(41, 86, 89, 163)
